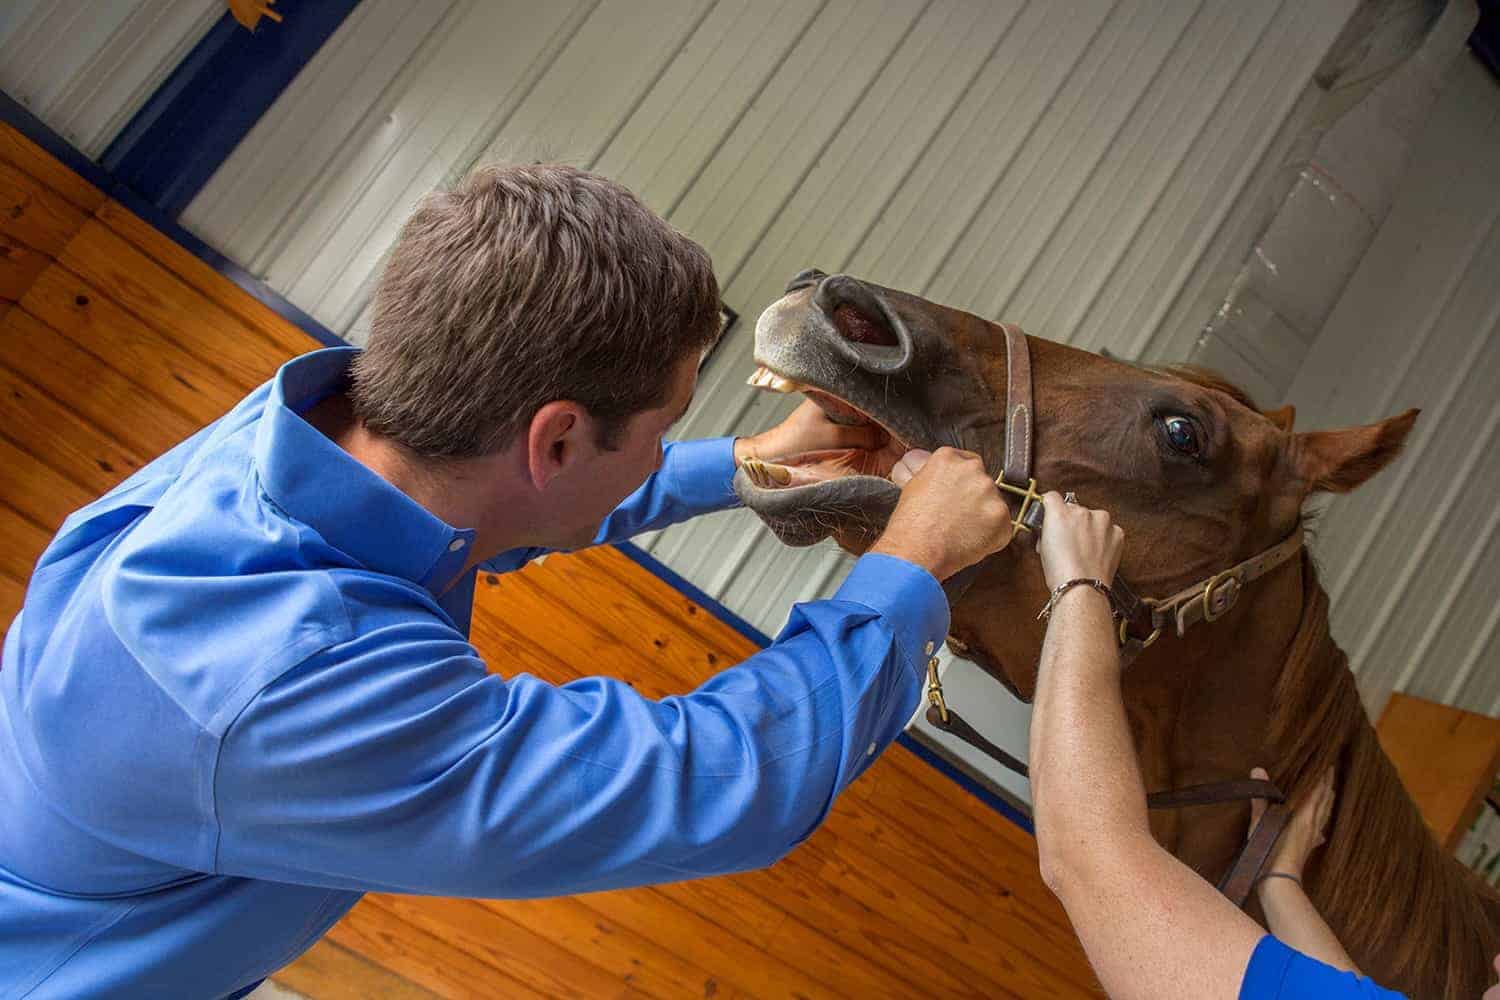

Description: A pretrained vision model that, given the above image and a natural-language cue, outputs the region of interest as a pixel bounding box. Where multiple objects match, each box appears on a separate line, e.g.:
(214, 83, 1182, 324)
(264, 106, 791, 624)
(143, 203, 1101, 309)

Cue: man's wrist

(868, 535, 949, 582)
(733, 433, 772, 466)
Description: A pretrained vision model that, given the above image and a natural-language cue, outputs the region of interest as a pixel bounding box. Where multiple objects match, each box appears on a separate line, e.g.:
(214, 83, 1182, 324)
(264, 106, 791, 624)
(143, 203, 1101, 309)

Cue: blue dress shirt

(0, 348, 948, 999)
(1240, 936, 1407, 998)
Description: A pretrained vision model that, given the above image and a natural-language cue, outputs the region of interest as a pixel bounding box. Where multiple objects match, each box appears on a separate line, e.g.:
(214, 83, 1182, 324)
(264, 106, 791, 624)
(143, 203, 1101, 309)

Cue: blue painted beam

(101, 0, 361, 218)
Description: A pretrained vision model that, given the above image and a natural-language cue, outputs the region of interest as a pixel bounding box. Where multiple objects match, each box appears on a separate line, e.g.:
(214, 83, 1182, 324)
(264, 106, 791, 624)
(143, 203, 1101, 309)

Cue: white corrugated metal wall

(1287, 49, 1500, 720)
(14, 0, 1498, 803)
(0, 0, 221, 157)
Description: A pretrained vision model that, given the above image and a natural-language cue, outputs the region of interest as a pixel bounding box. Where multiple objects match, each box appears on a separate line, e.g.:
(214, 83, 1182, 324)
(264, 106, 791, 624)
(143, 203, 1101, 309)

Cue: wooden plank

(0, 570, 23, 638)
(0, 160, 91, 256)
(0, 501, 48, 588)
(576, 885, 854, 1000)
(0, 430, 94, 534)
(576, 545, 760, 658)
(325, 899, 540, 1000)
(1377, 692, 1500, 850)
(0, 236, 50, 303)
(367, 894, 653, 1000)
(58, 220, 295, 390)
(22, 263, 255, 419)
(0, 123, 106, 214)
(0, 363, 142, 497)
(0, 309, 200, 460)
(97, 202, 320, 359)
(271, 938, 443, 1000)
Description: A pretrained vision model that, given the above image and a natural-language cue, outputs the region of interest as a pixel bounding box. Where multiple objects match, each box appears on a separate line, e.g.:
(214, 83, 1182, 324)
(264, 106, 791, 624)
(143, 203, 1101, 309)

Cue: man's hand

(867, 448, 1014, 581)
(733, 399, 887, 465)
(1036, 492, 1124, 591)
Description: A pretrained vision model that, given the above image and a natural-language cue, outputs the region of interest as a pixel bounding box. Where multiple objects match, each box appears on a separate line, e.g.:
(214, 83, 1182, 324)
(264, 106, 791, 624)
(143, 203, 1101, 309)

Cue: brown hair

(350, 163, 721, 457)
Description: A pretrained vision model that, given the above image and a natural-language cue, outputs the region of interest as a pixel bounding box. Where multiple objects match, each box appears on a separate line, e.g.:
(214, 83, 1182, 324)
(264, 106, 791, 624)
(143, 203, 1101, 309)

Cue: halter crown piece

(924, 324, 1303, 909)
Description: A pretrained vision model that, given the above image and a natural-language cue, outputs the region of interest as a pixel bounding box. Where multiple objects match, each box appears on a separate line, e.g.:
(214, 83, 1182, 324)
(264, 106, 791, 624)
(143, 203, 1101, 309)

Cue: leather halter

(925, 323, 1298, 909)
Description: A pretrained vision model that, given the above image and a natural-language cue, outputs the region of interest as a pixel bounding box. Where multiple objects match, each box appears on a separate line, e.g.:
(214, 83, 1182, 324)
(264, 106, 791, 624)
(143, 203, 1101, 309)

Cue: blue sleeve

(1240, 936, 1407, 999)
(591, 436, 741, 544)
(211, 553, 948, 898)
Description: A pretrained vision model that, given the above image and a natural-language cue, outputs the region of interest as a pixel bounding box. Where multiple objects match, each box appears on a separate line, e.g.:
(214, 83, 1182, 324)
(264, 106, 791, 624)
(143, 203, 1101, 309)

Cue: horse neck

(1267, 563, 1500, 998)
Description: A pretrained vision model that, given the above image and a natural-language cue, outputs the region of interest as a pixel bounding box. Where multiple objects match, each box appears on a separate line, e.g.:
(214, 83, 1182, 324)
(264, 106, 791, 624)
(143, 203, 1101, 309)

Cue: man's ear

(1293, 408, 1419, 494)
(526, 401, 587, 490)
(1263, 404, 1296, 432)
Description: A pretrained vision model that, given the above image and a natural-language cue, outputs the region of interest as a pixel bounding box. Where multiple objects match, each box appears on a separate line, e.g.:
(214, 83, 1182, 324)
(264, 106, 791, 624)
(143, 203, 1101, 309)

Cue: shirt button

(866, 742, 877, 757)
(448, 538, 467, 552)
(924, 640, 935, 656)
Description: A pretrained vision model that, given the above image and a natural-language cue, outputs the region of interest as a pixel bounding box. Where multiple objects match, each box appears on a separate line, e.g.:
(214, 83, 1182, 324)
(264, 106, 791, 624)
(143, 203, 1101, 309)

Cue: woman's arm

(1028, 493, 1265, 1000)
(1250, 766, 1359, 974)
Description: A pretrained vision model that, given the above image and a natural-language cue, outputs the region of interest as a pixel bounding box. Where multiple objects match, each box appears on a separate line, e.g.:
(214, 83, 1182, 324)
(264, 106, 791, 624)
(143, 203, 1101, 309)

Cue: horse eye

(1162, 415, 1200, 456)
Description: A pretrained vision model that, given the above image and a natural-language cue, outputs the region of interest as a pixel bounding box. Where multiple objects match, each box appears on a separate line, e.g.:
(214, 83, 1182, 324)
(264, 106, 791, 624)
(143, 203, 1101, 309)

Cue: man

(0, 164, 1014, 998)
(1026, 491, 1407, 998)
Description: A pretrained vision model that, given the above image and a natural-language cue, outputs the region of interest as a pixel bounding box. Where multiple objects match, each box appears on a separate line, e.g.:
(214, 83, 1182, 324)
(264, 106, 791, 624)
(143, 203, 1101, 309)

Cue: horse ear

(1293, 409, 1420, 494)
(1263, 404, 1296, 432)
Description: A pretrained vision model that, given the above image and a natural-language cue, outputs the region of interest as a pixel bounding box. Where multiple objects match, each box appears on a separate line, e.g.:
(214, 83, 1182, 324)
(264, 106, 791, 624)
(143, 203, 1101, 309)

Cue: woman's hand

(1252, 765, 1334, 879)
(1036, 492, 1124, 591)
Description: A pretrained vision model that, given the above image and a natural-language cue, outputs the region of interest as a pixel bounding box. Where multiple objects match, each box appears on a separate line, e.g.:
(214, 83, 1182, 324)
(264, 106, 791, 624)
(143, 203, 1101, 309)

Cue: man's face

(553, 352, 699, 550)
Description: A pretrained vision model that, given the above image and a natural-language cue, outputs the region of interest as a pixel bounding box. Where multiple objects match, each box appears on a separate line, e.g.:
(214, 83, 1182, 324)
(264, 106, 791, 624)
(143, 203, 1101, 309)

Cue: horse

(732, 268, 1500, 998)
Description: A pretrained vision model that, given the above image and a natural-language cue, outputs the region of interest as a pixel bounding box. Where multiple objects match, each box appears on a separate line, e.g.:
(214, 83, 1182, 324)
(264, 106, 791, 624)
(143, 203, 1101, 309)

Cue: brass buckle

(994, 475, 1041, 534)
(1201, 571, 1239, 623)
(925, 656, 949, 723)
(1118, 616, 1163, 649)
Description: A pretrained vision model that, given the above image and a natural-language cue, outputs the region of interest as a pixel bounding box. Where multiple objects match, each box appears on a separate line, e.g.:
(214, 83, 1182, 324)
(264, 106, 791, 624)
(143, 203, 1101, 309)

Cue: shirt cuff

(834, 553, 951, 680)
(667, 437, 741, 512)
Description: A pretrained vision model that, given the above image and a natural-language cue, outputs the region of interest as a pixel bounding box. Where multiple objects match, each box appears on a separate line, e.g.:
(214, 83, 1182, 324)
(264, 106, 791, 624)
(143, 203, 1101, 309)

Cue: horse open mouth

(734, 363, 912, 546)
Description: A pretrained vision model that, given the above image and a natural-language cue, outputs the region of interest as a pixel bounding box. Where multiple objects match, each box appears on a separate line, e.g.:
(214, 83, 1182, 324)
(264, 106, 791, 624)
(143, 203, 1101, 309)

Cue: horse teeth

(747, 365, 801, 393)
(742, 458, 790, 488)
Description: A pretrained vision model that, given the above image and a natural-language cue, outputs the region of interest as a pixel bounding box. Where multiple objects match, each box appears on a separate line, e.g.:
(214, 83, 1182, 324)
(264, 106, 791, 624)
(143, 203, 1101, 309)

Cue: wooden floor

(0, 120, 1097, 998)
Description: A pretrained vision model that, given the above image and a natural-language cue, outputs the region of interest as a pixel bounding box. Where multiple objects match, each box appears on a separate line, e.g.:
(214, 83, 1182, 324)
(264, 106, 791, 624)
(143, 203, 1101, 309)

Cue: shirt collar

(253, 348, 477, 594)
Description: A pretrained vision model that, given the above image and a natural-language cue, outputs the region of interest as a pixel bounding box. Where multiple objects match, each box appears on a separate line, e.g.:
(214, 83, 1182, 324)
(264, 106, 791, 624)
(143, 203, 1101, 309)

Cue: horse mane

(1270, 557, 1500, 997)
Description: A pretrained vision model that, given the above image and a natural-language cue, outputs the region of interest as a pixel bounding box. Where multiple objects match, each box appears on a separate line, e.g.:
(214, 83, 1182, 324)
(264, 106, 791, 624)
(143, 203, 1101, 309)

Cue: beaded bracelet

(1036, 578, 1119, 621)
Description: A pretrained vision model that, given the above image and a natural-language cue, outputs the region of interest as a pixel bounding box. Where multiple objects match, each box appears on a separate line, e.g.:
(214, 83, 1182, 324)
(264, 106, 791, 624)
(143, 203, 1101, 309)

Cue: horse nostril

(785, 267, 827, 294)
(831, 302, 899, 347)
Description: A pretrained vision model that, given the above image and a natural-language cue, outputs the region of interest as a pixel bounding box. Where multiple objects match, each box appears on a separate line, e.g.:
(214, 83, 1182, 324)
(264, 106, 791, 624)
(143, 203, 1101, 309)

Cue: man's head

(348, 163, 721, 550)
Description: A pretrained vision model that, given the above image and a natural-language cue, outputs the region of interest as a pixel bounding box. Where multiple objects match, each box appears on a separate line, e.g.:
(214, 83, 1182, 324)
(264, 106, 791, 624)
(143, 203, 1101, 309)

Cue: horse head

(735, 268, 1417, 701)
